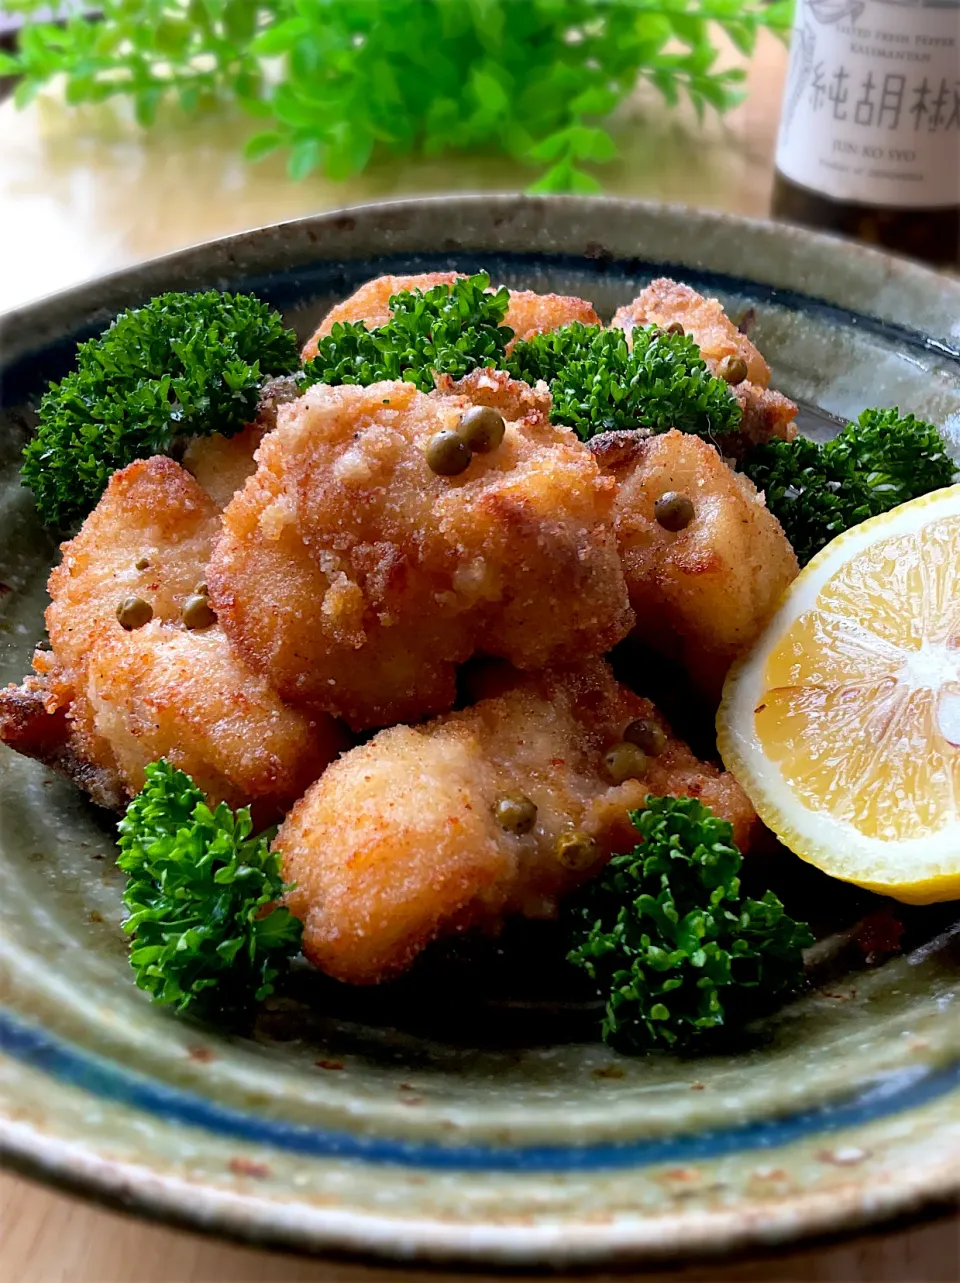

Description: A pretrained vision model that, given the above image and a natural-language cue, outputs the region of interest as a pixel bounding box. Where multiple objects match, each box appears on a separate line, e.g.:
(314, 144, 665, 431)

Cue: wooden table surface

(1, 31, 957, 1282)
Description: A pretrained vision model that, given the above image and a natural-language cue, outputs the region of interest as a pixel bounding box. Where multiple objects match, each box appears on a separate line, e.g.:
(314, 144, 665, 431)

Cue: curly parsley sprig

(117, 761, 301, 1014)
(507, 321, 742, 440)
(21, 290, 299, 527)
(300, 273, 513, 393)
(743, 408, 957, 565)
(566, 796, 812, 1052)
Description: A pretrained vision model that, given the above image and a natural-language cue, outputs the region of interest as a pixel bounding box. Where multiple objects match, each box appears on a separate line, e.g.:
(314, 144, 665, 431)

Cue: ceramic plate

(1, 196, 958, 1267)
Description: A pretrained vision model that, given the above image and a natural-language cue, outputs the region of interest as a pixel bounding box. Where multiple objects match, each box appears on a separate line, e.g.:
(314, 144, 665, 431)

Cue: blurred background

(3, 0, 954, 318)
(3, 0, 956, 316)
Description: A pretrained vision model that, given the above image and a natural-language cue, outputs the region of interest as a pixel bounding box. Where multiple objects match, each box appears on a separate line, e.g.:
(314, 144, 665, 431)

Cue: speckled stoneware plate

(1, 196, 958, 1267)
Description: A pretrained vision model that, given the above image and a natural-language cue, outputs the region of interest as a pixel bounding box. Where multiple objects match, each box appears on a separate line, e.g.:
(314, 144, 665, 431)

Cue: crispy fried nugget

(591, 430, 798, 700)
(301, 272, 462, 360)
(613, 278, 770, 385)
(612, 279, 797, 449)
(301, 272, 601, 363)
(208, 379, 633, 730)
(0, 457, 342, 814)
(277, 660, 757, 985)
(501, 288, 600, 350)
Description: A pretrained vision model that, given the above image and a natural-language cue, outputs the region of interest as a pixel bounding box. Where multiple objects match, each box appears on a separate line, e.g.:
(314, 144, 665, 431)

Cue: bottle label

(775, 0, 960, 209)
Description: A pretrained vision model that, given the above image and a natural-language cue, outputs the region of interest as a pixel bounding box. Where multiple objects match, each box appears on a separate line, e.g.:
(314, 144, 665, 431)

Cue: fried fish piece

(0, 457, 342, 815)
(591, 430, 799, 700)
(300, 272, 600, 362)
(208, 379, 633, 730)
(611, 279, 798, 449)
(277, 660, 757, 985)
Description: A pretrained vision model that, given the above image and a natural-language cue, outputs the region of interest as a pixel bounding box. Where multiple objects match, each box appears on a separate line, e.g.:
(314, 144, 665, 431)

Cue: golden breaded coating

(433, 365, 553, 422)
(0, 457, 343, 816)
(46, 456, 222, 672)
(502, 288, 600, 350)
(208, 379, 633, 730)
(301, 273, 462, 360)
(612, 278, 770, 386)
(612, 279, 797, 449)
(277, 660, 757, 985)
(80, 623, 339, 815)
(730, 383, 800, 452)
(591, 430, 799, 700)
(301, 272, 600, 363)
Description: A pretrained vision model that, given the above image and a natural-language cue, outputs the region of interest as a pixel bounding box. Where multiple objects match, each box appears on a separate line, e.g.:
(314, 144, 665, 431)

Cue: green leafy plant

(507, 321, 742, 439)
(301, 272, 513, 392)
(117, 760, 302, 1013)
(20, 289, 299, 527)
(4, 0, 794, 193)
(0, 0, 266, 124)
(566, 796, 812, 1052)
(742, 408, 957, 565)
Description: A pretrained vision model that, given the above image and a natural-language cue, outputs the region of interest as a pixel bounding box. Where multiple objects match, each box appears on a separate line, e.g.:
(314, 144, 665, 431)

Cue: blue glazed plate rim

(2, 1011, 957, 1173)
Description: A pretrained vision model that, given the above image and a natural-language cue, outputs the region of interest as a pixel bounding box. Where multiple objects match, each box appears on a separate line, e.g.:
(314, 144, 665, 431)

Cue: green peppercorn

(624, 717, 667, 757)
(665, 321, 685, 336)
(493, 792, 538, 835)
(116, 596, 153, 631)
(654, 491, 695, 532)
(603, 741, 648, 784)
(717, 354, 748, 385)
(425, 430, 472, 476)
(135, 556, 150, 571)
(555, 830, 600, 871)
(181, 593, 217, 630)
(457, 405, 506, 454)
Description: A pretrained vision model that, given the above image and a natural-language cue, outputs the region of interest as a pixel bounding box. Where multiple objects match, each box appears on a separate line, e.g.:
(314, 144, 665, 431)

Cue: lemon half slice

(718, 485, 960, 904)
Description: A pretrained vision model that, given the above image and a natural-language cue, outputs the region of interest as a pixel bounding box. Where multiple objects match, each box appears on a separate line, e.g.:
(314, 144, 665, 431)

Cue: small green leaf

(244, 130, 284, 163)
(288, 136, 322, 180)
(566, 166, 604, 194)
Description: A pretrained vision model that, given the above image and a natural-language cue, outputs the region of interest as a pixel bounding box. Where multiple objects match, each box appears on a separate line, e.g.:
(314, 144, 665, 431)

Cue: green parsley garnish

(566, 796, 812, 1053)
(742, 408, 957, 566)
(21, 290, 299, 528)
(506, 322, 742, 440)
(300, 272, 513, 393)
(117, 761, 301, 1014)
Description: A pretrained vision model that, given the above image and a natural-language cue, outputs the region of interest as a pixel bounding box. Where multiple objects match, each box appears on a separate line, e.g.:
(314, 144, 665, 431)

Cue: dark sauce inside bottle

(773, 173, 960, 269)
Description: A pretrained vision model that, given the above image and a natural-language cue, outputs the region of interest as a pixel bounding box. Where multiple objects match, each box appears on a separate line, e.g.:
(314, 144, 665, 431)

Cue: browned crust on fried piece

(208, 379, 633, 731)
(502, 289, 600, 352)
(2, 456, 344, 817)
(301, 273, 600, 364)
(727, 383, 799, 452)
(0, 667, 127, 810)
(612, 279, 798, 448)
(301, 273, 464, 361)
(276, 659, 757, 985)
(433, 366, 553, 423)
(591, 429, 798, 699)
(612, 278, 770, 386)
